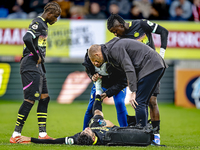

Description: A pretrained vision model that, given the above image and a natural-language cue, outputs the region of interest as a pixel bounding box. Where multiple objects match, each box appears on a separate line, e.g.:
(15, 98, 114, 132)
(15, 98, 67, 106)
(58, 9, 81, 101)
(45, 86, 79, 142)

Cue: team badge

(32, 24, 38, 29)
(147, 21, 154, 26)
(134, 32, 139, 37)
(34, 91, 40, 97)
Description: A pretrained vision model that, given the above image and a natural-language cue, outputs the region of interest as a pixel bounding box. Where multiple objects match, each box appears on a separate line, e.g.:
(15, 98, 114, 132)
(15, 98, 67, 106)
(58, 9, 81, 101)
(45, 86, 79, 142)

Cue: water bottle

(97, 119, 106, 126)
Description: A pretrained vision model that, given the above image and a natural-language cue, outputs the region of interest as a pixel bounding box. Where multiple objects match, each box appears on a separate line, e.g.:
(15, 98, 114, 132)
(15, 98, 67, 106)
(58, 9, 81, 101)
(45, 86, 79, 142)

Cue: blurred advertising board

(0, 63, 10, 97)
(152, 21, 200, 59)
(0, 20, 105, 58)
(175, 69, 200, 108)
(0, 20, 200, 59)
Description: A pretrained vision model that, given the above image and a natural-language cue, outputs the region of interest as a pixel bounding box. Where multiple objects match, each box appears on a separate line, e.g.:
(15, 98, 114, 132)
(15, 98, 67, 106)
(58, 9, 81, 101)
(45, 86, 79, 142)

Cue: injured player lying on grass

(15, 95, 161, 146)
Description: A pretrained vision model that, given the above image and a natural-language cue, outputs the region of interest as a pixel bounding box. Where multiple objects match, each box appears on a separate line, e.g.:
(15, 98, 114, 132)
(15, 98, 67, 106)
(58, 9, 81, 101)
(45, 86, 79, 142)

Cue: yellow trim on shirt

(129, 21, 132, 27)
(93, 136, 98, 145)
(38, 16, 45, 21)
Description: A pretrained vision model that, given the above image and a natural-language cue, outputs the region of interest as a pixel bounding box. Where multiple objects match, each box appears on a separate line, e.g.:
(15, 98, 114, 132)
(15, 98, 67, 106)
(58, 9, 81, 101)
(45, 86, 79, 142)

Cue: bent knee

(149, 96, 158, 107)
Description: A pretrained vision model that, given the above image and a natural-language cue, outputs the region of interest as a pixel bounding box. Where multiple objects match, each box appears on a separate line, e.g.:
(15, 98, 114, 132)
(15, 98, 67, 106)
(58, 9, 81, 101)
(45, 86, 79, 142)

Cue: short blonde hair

(88, 44, 101, 58)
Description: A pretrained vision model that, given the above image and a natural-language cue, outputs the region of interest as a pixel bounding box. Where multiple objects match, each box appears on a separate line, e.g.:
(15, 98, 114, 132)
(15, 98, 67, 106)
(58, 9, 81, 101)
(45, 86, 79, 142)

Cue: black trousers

(135, 68, 165, 127)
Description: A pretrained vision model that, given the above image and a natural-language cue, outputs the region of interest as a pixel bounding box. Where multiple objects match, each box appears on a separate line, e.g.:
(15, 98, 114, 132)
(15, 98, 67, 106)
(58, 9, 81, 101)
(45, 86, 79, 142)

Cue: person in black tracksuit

(82, 51, 128, 130)
(10, 2, 61, 143)
(106, 14, 169, 143)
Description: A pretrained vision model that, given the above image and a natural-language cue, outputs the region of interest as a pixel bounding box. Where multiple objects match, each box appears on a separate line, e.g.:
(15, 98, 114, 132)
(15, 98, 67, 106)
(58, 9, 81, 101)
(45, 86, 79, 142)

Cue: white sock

(95, 79, 102, 95)
(39, 132, 47, 137)
(12, 131, 21, 138)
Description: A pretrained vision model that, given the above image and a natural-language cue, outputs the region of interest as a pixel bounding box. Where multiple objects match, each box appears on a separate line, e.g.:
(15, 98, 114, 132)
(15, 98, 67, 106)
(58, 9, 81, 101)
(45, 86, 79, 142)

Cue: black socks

(14, 101, 34, 133)
(37, 96, 50, 133)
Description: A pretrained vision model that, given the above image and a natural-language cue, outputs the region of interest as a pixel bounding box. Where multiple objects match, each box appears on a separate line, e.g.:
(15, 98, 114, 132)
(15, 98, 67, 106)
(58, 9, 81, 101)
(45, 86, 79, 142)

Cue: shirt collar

(38, 16, 45, 21)
(93, 136, 98, 145)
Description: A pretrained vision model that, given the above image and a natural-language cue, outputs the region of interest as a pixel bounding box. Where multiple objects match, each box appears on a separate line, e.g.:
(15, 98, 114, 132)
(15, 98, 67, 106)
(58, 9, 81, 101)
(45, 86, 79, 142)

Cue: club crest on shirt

(34, 91, 40, 97)
(32, 24, 38, 30)
(134, 32, 139, 37)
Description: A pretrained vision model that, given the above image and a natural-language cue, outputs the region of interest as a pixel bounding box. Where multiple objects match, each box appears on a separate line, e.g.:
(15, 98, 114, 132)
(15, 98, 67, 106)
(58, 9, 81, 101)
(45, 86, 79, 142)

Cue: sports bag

(103, 125, 154, 146)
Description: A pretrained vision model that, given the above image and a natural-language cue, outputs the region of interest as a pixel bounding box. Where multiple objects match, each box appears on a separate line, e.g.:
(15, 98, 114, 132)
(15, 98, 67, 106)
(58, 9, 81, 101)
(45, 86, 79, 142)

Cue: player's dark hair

(77, 133, 93, 145)
(107, 14, 125, 30)
(44, 2, 61, 14)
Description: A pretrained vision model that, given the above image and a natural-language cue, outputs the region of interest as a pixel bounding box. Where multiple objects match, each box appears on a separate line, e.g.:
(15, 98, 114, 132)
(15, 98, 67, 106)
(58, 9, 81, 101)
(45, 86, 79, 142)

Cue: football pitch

(0, 100, 200, 150)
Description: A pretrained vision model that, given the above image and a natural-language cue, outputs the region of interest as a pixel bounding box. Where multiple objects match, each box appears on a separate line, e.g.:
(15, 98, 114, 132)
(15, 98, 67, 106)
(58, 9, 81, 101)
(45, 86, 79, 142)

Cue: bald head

(88, 44, 101, 58)
(88, 44, 104, 68)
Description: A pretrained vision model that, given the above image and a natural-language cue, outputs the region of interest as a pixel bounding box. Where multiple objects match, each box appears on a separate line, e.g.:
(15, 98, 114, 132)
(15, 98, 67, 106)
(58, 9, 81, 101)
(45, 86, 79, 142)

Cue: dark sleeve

(140, 20, 168, 49)
(85, 67, 94, 80)
(105, 73, 127, 97)
(25, 20, 45, 61)
(110, 46, 137, 92)
(31, 137, 65, 144)
(154, 25, 168, 49)
(82, 53, 95, 80)
(31, 132, 81, 145)
(23, 33, 39, 61)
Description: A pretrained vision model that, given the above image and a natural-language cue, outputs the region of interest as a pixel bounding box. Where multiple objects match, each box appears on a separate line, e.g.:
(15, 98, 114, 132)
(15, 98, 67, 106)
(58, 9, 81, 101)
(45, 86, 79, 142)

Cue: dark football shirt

(66, 115, 110, 145)
(121, 20, 158, 50)
(30, 115, 113, 145)
(20, 16, 48, 74)
(89, 115, 110, 145)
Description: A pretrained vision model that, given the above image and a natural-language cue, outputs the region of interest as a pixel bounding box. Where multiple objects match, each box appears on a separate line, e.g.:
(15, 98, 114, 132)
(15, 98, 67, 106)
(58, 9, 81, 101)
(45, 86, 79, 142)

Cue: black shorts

(152, 82, 160, 96)
(21, 71, 48, 101)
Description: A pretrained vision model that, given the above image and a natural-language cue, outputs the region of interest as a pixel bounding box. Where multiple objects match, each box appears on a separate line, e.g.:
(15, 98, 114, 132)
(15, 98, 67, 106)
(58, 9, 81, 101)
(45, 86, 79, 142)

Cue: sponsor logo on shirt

(32, 24, 38, 30)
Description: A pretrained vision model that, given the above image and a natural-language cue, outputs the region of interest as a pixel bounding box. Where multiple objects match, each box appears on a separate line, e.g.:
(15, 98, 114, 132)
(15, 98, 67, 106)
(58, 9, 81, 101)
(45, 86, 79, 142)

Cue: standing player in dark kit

(10, 2, 61, 143)
(107, 14, 169, 144)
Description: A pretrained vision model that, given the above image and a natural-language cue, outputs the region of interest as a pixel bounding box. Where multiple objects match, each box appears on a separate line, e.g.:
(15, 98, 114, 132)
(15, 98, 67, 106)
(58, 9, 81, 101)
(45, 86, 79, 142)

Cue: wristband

(160, 48, 165, 59)
(65, 137, 74, 145)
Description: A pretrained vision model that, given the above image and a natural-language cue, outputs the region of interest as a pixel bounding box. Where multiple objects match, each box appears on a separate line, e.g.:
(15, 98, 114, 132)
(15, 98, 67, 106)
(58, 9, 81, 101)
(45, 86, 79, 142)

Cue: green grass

(0, 100, 200, 150)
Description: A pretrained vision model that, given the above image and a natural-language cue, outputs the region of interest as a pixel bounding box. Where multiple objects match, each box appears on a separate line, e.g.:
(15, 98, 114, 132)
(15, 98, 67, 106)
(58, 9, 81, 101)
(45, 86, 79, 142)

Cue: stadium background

(0, 20, 200, 109)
